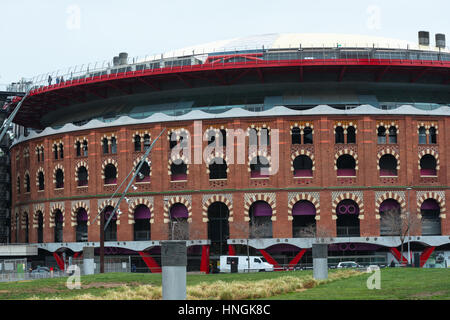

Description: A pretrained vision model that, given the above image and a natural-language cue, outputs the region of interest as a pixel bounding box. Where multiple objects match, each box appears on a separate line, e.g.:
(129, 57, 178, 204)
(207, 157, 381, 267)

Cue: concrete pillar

(312, 243, 328, 280)
(83, 246, 95, 275)
(161, 241, 187, 300)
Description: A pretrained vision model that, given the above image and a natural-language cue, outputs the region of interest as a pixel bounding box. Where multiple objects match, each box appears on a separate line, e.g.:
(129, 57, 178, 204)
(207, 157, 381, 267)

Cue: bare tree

(295, 223, 333, 240)
(380, 208, 421, 265)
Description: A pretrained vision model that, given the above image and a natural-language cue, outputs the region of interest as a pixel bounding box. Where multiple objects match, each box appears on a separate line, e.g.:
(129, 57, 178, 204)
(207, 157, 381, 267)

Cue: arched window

(76, 141, 81, 157)
(249, 201, 272, 239)
(379, 199, 401, 236)
(110, 137, 117, 154)
(82, 140, 88, 156)
(292, 200, 316, 238)
(136, 161, 151, 182)
(37, 211, 44, 243)
(59, 143, 64, 159)
(209, 158, 227, 180)
(134, 204, 151, 241)
(38, 172, 45, 191)
(303, 127, 313, 144)
(293, 155, 313, 178)
(103, 206, 117, 241)
(143, 134, 151, 149)
(104, 164, 117, 184)
(336, 199, 360, 237)
(77, 166, 88, 186)
(260, 128, 270, 146)
(250, 156, 270, 178)
(17, 176, 20, 194)
(418, 126, 427, 144)
(170, 160, 187, 181)
(76, 208, 88, 242)
(24, 213, 29, 243)
(55, 169, 64, 189)
(169, 203, 189, 240)
(25, 174, 30, 193)
(379, 154, 398, 177)
(421, 199, 441, 236)
(420, 154, 437, 176)
(429, 127, 437, 144)
(54, 210, 64, 242)
(102, 138, 109, 154)
(207, 202, 230, 255)
(347, 126, 356, 144)
(291, 127, 301, 144)
(377, 126, 386, 144)
(248, 128, 258, 146)
(388, 126, 397, 144)
(53, 144, 58, 159)
(335, 126, 345, 144)
(336, 154, 356, 177)
(134, 135, 141, 152)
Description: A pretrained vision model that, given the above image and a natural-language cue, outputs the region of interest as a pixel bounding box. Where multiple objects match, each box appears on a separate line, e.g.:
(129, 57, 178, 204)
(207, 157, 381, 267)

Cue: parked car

(336, 261, 363, 269)
(30, 266, 50, 277)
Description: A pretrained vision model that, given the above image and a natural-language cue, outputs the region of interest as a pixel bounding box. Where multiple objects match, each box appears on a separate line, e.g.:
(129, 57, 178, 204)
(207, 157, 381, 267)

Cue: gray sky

(0, 0, 449, 85)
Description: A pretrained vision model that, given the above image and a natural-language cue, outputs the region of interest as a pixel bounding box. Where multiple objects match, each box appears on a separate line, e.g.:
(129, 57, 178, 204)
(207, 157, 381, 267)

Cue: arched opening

(388, 126, 397, 144)
(377, 126, 386, 144)
(303, 127, 313, 144)
(136, 161, 151, 182)
(24, 213, 29, 243)
(169, 203, 189, 240)
(59, 143, 64, 159)
(134, 204, 151, 241)
(421, 199, 441, 236)
(420, 154, 437, 176)
(250, 156, 270, 178)
(379, 154, 398, 177)
(55, 169, 64, 189)
(418, 126, 427, 144)
(207, 202, 230, 255)
(25, 174, 30, 193)
(82, 140, 88, 156)
(53, 144, 58, 159)
(336, 200, 360, 237)
(76, 141, 81, 157)
(110, 137, 117, 154)
(293, 155, 313, 178)
(54, 210, 64, 242)
(134, 135, 141, 152)
(249, 201, 272, 238)
(37, 211, 43, 243)
(76, 208, 88, 242)
(291, 127, 301, 144)
(248, 128, 258, 146)
(336, 154, 356, 177)
(77, 166, 88, 186)
(260, 128, 270, 146)
(104, 164, 117, 184)
(38, 172, 45, 190)
(347, 126, 356, 144)
(292, 200, 316, 238)
(143, 134, 151, 149)
(429, 127, 437, 144)
(209, 158, 227, 180)
(170, 161, 187, 181)
(102, 138, 109, 154)
(379, 199, 401, 236)
(17, 176, 20, 194)
(335, 126, 345, 144)
(103, 206, 117, 241)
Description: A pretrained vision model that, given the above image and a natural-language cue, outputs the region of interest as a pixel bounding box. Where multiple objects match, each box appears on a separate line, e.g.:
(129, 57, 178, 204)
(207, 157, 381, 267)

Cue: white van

(219, 255, 274, 273)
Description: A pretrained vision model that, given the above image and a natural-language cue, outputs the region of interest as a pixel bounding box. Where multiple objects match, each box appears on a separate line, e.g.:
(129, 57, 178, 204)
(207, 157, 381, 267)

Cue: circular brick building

(8, 33, 450, 271)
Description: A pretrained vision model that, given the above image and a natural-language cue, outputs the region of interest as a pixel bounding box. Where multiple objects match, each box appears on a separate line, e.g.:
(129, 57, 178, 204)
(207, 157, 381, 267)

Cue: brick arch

(168, 154, 190, 176)
(244, 194, 276, 222)
(75, 161, 89, 181)
(418, 149, 440, 171)
(101, 158, 118, 179)
(52, 164, 65, 182)
(287, 194, 320, 221)
(35, 167, 45, 187)
(332, 193, 364, 217)
(202, 195, 233, 223)
(334, 149, 359, 171)
(417, 192, 446, 215)
(49, 203, 65, 228)
(71, 202, 90, 227)
(97, 199, 122, 225)
(247, 150, 272, 173)
(167, 128, 190, 141)
(132, 130, 150, 142)
(290, 150, 316, 172)
(74, 136, 88, 147)
(375, 192, 407, 215)
(133, 157, 152, 177)
(377, 148, 401, 170)
(127, 198, 154, 224)
(163, 196, 192, 224)
(32, 205, 44, 229)
(204, 126, 228, 140)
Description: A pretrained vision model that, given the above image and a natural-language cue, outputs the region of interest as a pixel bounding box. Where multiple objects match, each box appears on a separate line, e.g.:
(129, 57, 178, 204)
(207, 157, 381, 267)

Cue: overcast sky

(0, 0, 449, 85)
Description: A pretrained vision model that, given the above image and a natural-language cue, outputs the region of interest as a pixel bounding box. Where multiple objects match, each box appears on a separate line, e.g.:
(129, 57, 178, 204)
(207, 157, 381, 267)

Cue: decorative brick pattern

(202, 194, 233, 223)
(287, 192, 320, 221)
(243, 193, 276, 222)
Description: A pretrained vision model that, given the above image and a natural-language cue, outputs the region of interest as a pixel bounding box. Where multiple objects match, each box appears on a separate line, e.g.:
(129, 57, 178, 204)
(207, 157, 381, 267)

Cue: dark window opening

(110, 137, 117, 154)
(25, 174, 30, 192)
(292, 200, 316, 238)
(379, 200, 401, 236)
(55, 169, 64, 189)
(53, 144, 58, 160)
(102, 138, 109, 154)
(336, 200, 360, 237)
(421, 199, 441, 236)
(83, 140, 88, 156)
(377, 126, 386, 144)
(134, 204, 151, 241)
(291, 127, 301, 144)
(104, 164, 117, 184)
(59, 144, 64, 159)
(336, 154, 356, 177)
(420, 155, 437, 176)
(335, 126, 345, 144)
(208, 202, 230, 256)
(76, 208, 88, 242)
(169, 203, 189, 240)
(379, 154, 398, 176)
(293, 155, 313, 178)
(250, 156, 270, 178)
(388, 126, 397, 144)
(171, 161, 187, 181)
(104, 207, 117, 241)
(429, 127, 437, 144)
(37, 212, 43, 243)
(38, 172, 44, 190)
(136, 161, 151, 182)
(77, 167, 88, 186)
(303, 127, 313, 144)
(249, 201, 273, 239)
(143, 134, 151, 149)
(209, 158, 227, 180)
(54, 210, 64, 242)
(347, 126, 356, 144)
(76, 141, 81, 157)
(134, 136, 141, 152)
(418, 127, 427, 144)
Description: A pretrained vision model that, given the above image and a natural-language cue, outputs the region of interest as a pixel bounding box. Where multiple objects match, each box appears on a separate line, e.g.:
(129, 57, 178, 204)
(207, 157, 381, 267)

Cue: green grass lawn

(268, 268, 450, 300)
(0, 268, 447, 300)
